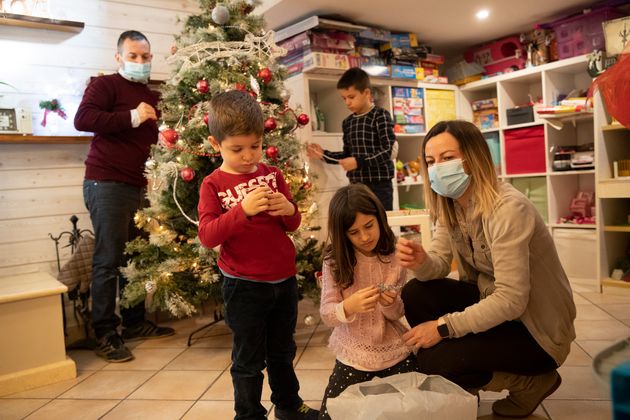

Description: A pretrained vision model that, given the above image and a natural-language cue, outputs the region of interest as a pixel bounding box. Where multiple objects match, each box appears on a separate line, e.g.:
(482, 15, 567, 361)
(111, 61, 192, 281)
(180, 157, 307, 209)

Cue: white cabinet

(459, 55, 600, 290)
(594, 92, 630, 292)
(284, 71, 457, 241)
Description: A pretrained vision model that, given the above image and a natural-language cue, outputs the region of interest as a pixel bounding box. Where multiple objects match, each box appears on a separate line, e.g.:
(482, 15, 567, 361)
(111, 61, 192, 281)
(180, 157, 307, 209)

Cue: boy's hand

(343, 286, 379, 316)
(396, 237, 428, 270)
(339, 157, 357, 171)
(266, 192, 295, 217)
(136, 102, 157, 123)
(241, 185, 271, 217)
(306, 143, 324, 160)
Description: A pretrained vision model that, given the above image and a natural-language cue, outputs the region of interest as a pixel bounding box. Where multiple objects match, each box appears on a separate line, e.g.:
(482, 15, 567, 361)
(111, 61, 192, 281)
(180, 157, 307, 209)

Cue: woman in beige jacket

(396, 120, 576, 418)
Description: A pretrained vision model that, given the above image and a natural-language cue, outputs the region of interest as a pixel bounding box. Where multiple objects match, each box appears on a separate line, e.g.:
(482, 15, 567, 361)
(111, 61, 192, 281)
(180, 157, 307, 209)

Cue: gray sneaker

(95, 331, 134, 363)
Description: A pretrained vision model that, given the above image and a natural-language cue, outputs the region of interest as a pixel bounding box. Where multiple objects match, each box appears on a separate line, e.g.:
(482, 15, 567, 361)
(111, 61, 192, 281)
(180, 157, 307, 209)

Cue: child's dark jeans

(222, 275, 303, 420)
(360, 180, 393, 211)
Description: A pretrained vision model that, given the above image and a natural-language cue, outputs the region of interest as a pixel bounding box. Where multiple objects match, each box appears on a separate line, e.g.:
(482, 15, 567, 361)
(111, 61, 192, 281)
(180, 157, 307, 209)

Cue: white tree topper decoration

(167, 31, 287, 83)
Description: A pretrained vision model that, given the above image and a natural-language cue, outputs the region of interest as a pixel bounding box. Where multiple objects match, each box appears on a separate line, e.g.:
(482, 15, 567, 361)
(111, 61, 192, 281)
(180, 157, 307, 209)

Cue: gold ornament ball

(303, 314, 317, 326)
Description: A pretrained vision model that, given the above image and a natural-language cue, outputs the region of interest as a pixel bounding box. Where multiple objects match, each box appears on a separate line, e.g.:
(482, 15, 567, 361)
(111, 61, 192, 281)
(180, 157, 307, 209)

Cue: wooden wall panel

(0, 0, 199, 275)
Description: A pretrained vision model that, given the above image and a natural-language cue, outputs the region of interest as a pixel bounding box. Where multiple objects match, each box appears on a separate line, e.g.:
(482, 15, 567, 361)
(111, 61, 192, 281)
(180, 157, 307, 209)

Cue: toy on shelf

(610, 241, 630, 283)
(558, 191, 596, 225)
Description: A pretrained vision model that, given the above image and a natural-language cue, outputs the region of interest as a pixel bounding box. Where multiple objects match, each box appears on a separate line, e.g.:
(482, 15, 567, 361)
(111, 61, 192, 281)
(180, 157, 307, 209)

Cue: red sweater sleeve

(197, 178, 249, 249)
(275, 168, 302, 232)
(74, 76, 135, 134)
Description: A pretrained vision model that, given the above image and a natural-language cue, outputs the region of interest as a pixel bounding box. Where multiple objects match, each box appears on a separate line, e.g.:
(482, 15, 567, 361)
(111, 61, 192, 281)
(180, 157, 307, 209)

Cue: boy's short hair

(207, 90, 264, 142)
(117, 30, 150, 52)
(337, 67, 371, 91)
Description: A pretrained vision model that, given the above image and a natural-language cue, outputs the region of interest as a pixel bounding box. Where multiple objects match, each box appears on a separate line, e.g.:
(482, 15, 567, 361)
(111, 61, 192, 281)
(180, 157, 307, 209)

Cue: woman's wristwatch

(437, 317, 449, 338)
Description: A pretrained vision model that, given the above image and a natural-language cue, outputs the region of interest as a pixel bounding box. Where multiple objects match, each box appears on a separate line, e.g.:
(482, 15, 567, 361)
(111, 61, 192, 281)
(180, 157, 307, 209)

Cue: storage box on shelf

(284, 69, 457, 241)
(458, 54, 601, 289)
(594, 92, 630, 291)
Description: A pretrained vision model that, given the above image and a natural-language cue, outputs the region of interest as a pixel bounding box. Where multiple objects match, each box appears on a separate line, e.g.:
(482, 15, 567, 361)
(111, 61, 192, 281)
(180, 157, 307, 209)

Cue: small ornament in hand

(38, 99, 67, 127)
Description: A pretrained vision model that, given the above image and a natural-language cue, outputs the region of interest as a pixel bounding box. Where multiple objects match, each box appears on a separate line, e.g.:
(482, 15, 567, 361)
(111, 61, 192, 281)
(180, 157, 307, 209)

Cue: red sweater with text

(198, 163, 301, 281)
(74, 73, 159, 187)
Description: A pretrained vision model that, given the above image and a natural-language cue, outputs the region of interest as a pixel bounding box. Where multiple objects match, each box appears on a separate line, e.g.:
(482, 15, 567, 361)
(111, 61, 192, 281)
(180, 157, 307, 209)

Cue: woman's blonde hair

(420, 120, 499, 228)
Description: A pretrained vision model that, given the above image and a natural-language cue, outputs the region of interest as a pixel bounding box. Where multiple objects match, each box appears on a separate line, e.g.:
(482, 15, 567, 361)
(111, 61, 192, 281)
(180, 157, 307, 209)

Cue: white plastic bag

(327, 372, 478, 420)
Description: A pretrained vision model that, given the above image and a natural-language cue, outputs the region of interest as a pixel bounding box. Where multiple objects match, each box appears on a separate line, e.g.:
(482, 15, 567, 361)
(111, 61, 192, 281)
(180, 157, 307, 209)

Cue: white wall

(0, 0, 199, 277)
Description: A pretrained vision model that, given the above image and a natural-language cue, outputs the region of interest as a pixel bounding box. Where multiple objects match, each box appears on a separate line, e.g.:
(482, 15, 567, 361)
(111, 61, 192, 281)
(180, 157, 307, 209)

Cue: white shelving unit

(458, 54, 601, 290)
(284, 70, 458, 242)
(593, 93, 630, 292)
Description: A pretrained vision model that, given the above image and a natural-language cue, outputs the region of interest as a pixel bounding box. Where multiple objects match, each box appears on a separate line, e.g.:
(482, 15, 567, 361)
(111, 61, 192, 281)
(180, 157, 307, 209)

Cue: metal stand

(187, 308, 224, 347)
(49, 215, 96, 350)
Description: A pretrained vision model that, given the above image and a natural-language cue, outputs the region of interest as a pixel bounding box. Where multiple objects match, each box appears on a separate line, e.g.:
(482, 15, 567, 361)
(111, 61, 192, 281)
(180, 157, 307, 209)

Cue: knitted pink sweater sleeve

(319, 259, 345, 328)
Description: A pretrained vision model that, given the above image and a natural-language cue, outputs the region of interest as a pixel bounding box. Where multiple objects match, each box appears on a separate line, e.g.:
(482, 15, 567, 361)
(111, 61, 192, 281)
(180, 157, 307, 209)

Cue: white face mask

(428, 159, 471, 199)
(119, 61, 151, 83)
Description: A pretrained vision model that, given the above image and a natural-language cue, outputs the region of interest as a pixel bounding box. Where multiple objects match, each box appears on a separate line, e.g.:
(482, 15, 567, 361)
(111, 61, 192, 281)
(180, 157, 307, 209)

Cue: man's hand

(402, 320, 442, 350)
(266, 192, 295, 217)
(306, 143, 324, 160)
(339, 157, 357, 171)
(395, 237, 428, 270)
(241, 185, 271, 217)
(343, 286, 379, 316)
(136, 102, 157, 124)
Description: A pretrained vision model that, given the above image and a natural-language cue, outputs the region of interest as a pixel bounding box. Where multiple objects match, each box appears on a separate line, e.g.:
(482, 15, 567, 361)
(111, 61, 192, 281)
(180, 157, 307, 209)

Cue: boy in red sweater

(198, 90, 318, 420)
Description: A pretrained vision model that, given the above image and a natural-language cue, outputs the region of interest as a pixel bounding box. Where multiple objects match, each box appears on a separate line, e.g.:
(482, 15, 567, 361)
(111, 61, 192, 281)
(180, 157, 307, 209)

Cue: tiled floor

(2, 285, 629, 420)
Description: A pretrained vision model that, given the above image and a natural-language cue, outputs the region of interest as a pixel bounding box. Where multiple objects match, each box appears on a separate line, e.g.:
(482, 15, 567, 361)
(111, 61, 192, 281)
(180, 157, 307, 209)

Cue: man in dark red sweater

(75, 30, 174, 363)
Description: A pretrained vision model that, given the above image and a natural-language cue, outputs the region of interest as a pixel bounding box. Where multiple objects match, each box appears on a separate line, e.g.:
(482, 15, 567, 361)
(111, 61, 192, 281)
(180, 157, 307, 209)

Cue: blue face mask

(428, 159, 471, 199)
(119, 61, 151, 83)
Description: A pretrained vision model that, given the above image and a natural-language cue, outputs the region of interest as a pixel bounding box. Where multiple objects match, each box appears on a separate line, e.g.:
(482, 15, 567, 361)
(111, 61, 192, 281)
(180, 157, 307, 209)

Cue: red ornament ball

(196, 79, 209, 93)
(265, 146, 279, 160)
(180, 167, 195, 182)
(235, 82, 247, 91)
(258, 67, 273, 84)
(160, 129, 179, 147)
(297, 113, 310, 126)
(264, 117, 277, 132)
(203, 113, 209, 125)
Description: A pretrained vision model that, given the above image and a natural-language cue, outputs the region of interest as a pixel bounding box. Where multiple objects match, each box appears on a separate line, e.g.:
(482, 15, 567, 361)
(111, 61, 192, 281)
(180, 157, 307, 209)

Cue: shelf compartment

(598, 179, 630, 198)
(604, 225, 630, 232)
(549, 223, 596, 229)
(549, 170, 595, 176)
(602, 278, 630, 289)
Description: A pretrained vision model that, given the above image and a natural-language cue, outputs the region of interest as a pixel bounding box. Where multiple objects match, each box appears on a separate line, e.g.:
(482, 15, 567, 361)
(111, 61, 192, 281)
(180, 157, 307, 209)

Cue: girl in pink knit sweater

(318, 184, 417, 420)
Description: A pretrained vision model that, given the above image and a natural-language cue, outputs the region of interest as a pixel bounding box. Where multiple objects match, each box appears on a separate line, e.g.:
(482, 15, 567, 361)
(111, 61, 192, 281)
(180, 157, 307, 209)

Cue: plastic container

(550, 7, 625, 59)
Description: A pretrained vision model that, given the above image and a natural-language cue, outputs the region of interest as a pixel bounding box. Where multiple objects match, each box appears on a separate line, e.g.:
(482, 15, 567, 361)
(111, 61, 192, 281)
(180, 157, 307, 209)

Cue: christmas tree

(120, 0, 321, 318)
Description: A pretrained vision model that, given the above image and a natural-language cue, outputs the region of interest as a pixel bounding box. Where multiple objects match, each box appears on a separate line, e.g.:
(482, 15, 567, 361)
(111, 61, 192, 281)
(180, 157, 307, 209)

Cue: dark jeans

(222, 275, 303, 420)
(356, 179, 393, 211)
(401, 278, 557, 389)
(83, 180, 146, 338)
(319, 355, 418, 420)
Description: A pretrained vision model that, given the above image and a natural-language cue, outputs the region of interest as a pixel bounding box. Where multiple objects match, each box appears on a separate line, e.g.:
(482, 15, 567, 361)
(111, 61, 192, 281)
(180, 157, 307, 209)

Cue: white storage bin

(553, 228, 597, 290)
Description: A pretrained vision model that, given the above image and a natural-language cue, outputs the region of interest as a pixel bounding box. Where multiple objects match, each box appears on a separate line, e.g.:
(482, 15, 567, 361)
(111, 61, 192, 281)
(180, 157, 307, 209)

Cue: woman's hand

(343, 286, 379, 316)
(402, 320, 442, 350)
(395, 237, 428, 270)
(306, 143, 324, 160)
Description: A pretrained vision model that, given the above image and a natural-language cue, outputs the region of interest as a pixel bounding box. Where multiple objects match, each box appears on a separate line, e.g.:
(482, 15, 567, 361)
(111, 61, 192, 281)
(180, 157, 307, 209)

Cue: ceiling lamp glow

(476, 9, 490, 20)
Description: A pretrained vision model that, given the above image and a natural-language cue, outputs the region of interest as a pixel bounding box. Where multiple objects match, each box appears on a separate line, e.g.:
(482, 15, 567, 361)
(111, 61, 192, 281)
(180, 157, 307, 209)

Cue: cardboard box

(391, 65, 417, 79)
(302, 52, 350, 72)
(604, 16, 630, 56)
(474, 109, 499, 130)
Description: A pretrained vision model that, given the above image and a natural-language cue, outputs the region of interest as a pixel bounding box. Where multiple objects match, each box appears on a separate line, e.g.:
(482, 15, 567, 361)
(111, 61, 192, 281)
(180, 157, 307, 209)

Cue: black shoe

(275, 403, 319, 420)
(121, 320, 175, 342)
(95, 331, 134, 363)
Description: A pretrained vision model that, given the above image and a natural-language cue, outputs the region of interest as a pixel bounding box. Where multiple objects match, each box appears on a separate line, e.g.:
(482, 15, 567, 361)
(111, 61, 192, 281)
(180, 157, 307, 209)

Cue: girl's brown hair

(420, 120, 499, 228)
(325, 184, 396, 289)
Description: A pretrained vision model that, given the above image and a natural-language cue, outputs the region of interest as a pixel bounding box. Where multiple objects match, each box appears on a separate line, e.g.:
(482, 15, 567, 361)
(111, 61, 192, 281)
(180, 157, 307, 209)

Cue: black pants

(401, 278, 557, 389)
(356, 179, 393, 211)
(319, 355, 418, 420)
(222, 276, 302, 420)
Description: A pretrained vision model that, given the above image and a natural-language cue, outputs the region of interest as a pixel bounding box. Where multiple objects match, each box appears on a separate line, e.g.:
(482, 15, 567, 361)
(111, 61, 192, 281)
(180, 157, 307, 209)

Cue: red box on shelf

(463, 35, 525, 75)
(504, 125, 546, 175)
